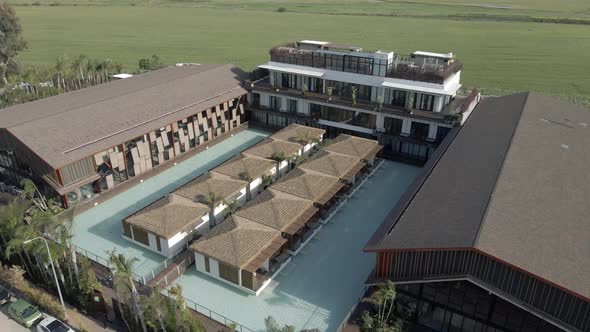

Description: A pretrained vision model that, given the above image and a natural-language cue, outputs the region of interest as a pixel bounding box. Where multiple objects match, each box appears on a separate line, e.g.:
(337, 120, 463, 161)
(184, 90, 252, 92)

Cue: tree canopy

(0, 3, 27, 86)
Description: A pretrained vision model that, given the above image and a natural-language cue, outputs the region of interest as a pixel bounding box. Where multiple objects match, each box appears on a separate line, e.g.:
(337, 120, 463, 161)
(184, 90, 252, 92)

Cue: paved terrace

(171, 160, 421, 332)
(71, 129, 269, 281)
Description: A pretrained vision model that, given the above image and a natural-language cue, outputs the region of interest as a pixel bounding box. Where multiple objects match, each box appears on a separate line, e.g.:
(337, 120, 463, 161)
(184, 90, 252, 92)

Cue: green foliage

(223, 199, 239, 218)
(361, 281, 402, 332)
(76, 256, 100, 310)
(0, 265, 66, 320)
(10, 5, 590, 105)
(138, 54, 164, 72)
(0, 3, 27, 85)
(277, 7, 286, 13)
(264, 316, 295, 332)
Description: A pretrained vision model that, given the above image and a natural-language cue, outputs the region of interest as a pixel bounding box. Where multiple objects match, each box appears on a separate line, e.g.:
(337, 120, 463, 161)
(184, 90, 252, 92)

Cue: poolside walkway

(171, 160, 421, 332)
(71, 128, 269, 281)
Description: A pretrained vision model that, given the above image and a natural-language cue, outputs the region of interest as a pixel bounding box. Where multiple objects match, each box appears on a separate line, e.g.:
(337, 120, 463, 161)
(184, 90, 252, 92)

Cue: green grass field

(8, 1, 590, 104)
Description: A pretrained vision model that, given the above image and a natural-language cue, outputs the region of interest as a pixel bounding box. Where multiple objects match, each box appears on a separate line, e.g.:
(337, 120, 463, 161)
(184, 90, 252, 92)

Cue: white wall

(195, 253, 220, 278)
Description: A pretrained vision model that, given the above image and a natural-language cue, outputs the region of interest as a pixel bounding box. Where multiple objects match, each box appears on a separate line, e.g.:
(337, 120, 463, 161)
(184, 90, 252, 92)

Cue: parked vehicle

(0, 286, 11, 305)
(8, 299, 43, 327)
(37, 315, 74, 332)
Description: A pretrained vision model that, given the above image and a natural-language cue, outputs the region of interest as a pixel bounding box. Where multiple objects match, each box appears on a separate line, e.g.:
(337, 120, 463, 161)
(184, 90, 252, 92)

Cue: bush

(49, 1, 61, 6)
(32, 1, 41, 6)
(0, 265, 66, 320)
(277, 7, 286, 12)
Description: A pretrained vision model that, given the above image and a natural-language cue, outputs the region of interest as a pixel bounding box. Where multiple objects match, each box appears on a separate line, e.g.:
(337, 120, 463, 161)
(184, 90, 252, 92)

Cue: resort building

(269, 123, 326, 154)
(242, 138, 302, 176)
(174, 172, 248, 224)
(210, 154, 277, 199)
(272, 168, 345, 214)
(298, 150, 365, 185)
(123, 194, 210, 257)
(234, 189, 320, 253)
(191, 215, 289, 295)
(323, 134, 382, 165)
(364, 93, 590, 332)
(247, 40, 480, 161)
(0, 64, 247, 208)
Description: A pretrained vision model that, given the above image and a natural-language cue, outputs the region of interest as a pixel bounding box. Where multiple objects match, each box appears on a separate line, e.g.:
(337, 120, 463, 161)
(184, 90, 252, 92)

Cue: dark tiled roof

(0, 64, 247, 169)
(365, 93, 590, 299)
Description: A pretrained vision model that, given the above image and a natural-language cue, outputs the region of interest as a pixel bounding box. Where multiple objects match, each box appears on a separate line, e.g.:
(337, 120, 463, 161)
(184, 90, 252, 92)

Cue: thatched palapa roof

(243, 138, 302, 160)
(124, 194, 210, 239)
(236, 189, 318, 234)
(272, 168, 344, 206)
(270, 124, 325, 145)
(190, 215, 286, 272)
(298, 150, 364, 182)
(210, 154, 275, 181)
(175, 173, 247, 204)
(324, 134, 382, 161)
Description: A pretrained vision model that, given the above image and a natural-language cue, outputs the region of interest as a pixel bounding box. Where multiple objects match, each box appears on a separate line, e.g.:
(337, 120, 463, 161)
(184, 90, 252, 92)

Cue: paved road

(0, 301, 34, 332)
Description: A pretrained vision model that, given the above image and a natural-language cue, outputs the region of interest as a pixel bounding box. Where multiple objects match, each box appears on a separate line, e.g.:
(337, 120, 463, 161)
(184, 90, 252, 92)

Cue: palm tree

(107, 249, 148, 332)
(222, 199, 239, 218)
(141, 290, 168, 332)
(238, 172, 254, 201)
(363, 280, 398, 329)
(270, 151, 286, 176)
(1, 200, 34, 276)
(203, 192, 224, 227)
(20, 179, 48, 211)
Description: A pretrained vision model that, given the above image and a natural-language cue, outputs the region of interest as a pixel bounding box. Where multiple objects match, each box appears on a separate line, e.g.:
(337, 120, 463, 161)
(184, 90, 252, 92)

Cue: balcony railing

(269, 46, 462, 84)
(249, 78, 465, 125)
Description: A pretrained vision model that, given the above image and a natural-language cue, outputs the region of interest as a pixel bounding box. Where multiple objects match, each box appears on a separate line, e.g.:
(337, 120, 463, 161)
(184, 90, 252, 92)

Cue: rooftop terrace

(269, 41, 462, 84)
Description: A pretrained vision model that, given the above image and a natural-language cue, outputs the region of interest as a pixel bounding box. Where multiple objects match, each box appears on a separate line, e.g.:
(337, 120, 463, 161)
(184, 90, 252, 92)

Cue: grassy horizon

(10, 4, 590, 103)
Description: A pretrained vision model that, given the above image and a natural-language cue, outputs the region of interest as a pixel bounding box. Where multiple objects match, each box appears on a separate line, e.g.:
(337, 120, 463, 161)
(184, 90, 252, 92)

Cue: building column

(428, 123, 438, 141)
(376, 113, 385, 132)
(401, 118, 412, 136)
(238, 268, 243, 286)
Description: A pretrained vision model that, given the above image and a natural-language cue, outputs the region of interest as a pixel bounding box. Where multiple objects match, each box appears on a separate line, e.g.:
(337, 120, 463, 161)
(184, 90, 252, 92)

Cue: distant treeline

(0, 54, 165, 109)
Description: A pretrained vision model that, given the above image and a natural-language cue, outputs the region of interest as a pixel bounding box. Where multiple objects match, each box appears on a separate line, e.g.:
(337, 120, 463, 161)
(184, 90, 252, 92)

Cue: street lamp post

(23, 237, 67, 320)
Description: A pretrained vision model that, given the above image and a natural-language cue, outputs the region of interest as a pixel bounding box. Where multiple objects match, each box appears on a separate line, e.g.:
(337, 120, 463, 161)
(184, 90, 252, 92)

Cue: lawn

(13, 5, 590, 102)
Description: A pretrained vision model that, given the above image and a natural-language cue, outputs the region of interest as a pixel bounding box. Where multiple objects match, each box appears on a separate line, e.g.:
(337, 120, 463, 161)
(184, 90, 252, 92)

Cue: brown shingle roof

(124, 194, 210, 239)
(0, 64, 247, 169)
(235, 189, 318, 234)
(210, 154, 275, 180)
(324, 134, 382, 161)
(242, 138, 301, 160)
(270, 124, 325, 145)
(298, 150, 364, 181)
(272, 168, 344, 205)
(366, 93, 590, 300)
(190, 215, 285, 271)
(174, 173, 247, 203)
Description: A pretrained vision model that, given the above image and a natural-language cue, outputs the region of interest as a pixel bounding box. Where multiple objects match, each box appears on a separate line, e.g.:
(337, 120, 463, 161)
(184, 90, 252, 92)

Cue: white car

(36, 315, 74, 332)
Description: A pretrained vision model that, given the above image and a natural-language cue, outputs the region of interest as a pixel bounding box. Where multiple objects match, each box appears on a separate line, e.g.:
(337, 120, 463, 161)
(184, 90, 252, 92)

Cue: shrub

(32, 1, 41, 6)
(277, 7, 286, 12)
(49, 1, 61, 6)
(0, 265, 66, 320)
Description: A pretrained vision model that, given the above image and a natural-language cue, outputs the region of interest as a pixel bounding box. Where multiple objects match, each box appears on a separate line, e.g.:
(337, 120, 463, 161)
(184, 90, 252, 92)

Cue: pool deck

(71, 128, 269, 280)
(171, 160, 421, 332)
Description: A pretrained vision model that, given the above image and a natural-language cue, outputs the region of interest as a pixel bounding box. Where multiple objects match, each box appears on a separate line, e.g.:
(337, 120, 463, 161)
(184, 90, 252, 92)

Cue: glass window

(410, 122, 430, 140)
(413, 93, 436, 111)
(287, 99, 298, 113)
(270, 96, 280, 111)
(384, 117, 403, 136)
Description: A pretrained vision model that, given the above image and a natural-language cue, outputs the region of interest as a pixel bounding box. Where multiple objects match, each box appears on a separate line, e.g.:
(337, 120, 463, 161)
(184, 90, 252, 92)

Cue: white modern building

(247, 40, 480, 162)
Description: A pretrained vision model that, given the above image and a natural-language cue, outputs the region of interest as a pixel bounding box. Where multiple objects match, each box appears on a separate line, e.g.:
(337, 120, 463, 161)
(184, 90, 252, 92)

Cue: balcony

(249, 77, 467, 125)
(269, 45, 462, 84)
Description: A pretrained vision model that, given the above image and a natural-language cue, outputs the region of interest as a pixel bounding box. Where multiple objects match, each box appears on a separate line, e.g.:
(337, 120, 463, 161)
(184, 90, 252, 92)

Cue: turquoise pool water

(71, 129, 269, 280)
(172, 160, 421, 332)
